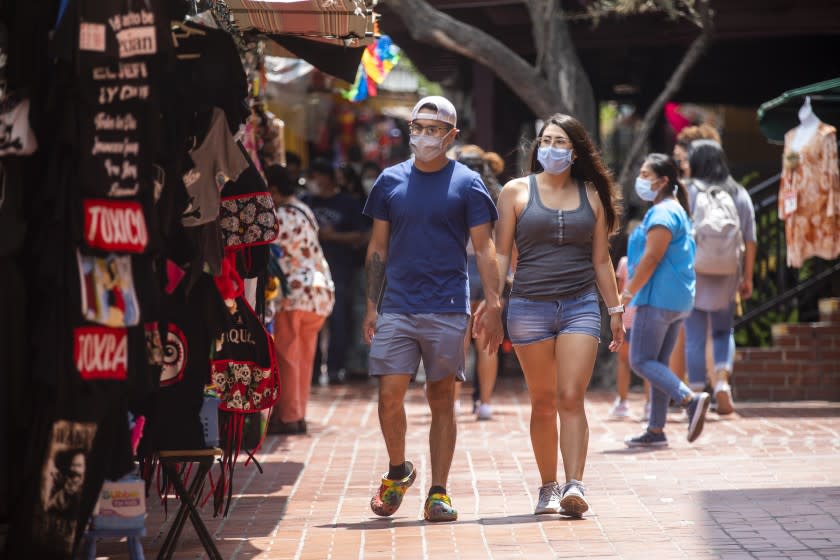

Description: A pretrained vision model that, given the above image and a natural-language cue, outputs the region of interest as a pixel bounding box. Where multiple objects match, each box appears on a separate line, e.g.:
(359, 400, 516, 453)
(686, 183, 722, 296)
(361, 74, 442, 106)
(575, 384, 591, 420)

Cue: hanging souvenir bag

(219, 144, 278, 252)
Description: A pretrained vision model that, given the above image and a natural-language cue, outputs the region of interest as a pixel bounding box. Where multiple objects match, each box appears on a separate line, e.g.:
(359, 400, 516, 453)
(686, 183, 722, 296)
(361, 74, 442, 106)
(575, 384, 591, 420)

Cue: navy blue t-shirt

(363, 159, 498, 314)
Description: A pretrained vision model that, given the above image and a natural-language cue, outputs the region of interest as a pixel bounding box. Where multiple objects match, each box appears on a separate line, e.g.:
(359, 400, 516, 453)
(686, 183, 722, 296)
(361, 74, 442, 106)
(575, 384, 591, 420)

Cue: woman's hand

(608, 314, 625, 352)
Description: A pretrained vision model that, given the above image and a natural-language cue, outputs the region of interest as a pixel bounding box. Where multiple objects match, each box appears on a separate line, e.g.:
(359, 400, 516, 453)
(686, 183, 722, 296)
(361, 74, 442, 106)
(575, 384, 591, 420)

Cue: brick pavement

(96, 378, 840, 560)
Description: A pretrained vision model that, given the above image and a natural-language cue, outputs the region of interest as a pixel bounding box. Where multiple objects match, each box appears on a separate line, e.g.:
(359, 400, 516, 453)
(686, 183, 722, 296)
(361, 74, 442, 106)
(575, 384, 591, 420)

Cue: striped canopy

(225, 0, 373, 44)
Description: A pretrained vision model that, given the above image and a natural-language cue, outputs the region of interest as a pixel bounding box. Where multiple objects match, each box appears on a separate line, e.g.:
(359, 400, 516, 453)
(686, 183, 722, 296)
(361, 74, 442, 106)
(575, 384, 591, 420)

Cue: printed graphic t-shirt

(181, 107, 248, 227)
(627, 199, 696, 313)
(363, 159, 498, 314)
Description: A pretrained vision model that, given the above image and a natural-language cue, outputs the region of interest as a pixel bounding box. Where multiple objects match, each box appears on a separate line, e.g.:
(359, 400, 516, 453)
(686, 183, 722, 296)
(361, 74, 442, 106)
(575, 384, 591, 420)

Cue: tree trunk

(616, 0, 715, 189)
(384, 0, 597, 131)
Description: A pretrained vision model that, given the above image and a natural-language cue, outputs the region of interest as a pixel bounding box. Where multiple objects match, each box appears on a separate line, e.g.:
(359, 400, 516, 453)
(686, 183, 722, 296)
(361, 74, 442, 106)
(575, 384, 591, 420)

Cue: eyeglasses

(408, 123, 453, 137)
(538, 135, 572, 148)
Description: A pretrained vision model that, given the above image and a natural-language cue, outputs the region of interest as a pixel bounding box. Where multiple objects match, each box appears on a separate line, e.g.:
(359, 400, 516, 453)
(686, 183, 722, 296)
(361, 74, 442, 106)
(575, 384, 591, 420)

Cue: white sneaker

(559, 480, 589, 518)
(476, 403, 493, 421)
(534, 482, 562, 514)
(715, 380, 735, 415)
(608, 398, 630, 418)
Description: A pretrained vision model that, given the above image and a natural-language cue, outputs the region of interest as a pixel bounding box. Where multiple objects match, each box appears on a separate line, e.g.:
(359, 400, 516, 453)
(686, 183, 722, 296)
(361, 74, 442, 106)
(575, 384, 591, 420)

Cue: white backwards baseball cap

(410, 96, 457, 127)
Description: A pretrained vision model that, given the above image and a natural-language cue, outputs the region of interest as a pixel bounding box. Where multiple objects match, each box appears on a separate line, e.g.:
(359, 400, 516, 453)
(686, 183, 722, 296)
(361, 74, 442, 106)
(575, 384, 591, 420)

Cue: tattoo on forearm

(366, 252, 386, 305)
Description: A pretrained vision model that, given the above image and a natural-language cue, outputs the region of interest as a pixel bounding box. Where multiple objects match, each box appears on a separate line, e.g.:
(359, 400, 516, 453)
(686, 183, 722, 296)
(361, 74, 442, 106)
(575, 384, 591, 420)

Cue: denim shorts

(506, 289, 601, 345)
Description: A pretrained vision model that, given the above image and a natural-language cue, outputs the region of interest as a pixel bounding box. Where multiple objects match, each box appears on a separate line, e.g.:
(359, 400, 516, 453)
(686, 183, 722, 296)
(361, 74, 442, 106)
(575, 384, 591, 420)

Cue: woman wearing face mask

(622, 154, 710, 448)
(490, 113, 624, 518)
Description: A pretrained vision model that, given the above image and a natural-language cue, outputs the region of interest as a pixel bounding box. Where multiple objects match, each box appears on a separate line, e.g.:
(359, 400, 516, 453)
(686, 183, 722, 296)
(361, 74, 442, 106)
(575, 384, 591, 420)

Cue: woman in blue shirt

(621, 154, 710, 447)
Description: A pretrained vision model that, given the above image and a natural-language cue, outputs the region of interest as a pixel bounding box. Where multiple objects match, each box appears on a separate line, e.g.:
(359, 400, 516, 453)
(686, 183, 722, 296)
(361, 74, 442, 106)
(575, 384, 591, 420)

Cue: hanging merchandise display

(1, 0, 382, 556)
(342, 35, 401, 103)
(778, 96, 840, 268)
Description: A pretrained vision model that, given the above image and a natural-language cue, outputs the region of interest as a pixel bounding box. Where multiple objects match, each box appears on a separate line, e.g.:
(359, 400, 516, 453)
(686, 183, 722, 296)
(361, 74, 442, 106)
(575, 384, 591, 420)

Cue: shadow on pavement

(698, 486, 840, 557)
(319, 513, 579, 531)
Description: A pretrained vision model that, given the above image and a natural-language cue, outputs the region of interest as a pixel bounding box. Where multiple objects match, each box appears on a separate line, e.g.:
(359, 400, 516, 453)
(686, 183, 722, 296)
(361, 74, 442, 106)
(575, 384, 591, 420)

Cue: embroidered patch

(219, 193, 279, 250)
(79, 22, 106, 52)
(83, 199, 148, 253)
(34, 421, 98, 555)
(73, 326, 128, 381)
(160, 324, 188, 386)
(77, 251, 140, 327)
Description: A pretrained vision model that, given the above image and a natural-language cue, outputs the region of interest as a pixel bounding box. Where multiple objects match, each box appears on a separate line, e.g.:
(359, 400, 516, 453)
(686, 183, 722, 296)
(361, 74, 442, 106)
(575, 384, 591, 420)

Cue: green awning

(757, 78, 840, 144)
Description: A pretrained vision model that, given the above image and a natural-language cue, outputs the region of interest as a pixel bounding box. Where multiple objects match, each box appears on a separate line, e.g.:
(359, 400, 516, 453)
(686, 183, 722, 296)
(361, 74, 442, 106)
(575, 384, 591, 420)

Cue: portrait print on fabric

(34, 421, 98, 555)
(77, 251, 140, 327)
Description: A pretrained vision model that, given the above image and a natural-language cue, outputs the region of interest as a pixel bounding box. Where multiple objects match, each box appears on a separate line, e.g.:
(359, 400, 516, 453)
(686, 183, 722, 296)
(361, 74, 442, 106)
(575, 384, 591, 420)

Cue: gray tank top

(510, 175, 596, 300)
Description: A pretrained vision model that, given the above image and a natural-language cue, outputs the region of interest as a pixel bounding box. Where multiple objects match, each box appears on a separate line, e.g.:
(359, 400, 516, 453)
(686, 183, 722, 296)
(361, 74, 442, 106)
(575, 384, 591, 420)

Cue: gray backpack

(692, 180, 743, 275)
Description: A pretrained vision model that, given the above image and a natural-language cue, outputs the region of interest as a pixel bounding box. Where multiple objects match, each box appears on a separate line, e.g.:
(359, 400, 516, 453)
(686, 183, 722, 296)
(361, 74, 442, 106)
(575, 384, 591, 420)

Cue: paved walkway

(97, 378, 840, 559)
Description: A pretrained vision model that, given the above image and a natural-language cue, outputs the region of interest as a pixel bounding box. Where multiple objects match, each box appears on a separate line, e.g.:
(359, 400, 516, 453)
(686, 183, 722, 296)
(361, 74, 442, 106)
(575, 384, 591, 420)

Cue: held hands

(472, 299, 504, 354)
(362, 308, 377, 345)
(608, 313, 625, 352)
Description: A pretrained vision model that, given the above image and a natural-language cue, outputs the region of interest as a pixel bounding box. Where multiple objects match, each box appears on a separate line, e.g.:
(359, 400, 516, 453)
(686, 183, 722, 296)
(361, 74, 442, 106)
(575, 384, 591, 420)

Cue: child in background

(609, 221, 651, 420)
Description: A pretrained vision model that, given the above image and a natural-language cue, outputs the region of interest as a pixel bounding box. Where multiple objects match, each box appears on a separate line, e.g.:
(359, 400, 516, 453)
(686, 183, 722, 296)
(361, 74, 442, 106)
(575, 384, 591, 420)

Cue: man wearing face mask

(362, 96, 504, 522)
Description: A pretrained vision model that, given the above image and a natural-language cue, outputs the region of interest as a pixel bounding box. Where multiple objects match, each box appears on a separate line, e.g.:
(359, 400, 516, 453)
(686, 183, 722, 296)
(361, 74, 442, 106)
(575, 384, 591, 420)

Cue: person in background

(337, 162, 366, 201)
(456, 144, 504, 420)
(609, 219, 650, 420)
(266, 165, 334, 434)
(683, 140, 756, 415)
(490, 113, 625, 518)
(669, 125, 722, 387)
(305, 158, 368, 385)
(623, 154, 709, 448)
(360, 161, 383, 197)
(284, 151, 304, 190)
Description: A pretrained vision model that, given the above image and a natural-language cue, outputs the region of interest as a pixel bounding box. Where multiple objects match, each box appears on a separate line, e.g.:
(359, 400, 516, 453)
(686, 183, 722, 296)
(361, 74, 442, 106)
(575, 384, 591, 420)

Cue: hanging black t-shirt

(172, 22, 249, 139)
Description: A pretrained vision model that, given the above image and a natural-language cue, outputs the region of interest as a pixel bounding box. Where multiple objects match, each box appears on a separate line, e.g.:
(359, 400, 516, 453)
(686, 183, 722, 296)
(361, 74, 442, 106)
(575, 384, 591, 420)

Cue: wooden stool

(84, 528, 146, 560)
(157, 448, 223, 560)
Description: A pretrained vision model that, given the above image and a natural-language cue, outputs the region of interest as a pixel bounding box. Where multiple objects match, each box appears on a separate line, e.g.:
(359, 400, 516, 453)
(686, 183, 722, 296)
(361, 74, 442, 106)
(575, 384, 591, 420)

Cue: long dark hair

(688, 140, 732, 187)
(644, 153, 691, 217)
(529, 114, 622, 235)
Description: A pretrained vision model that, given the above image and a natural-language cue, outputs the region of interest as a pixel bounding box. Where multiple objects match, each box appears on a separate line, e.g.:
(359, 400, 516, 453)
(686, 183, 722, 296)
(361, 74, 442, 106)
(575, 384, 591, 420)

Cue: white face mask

(537, 146, 573, 174)
(634, 177, 657, 202)
(410, 134, 447, 163)
(362, 177, 376, 195)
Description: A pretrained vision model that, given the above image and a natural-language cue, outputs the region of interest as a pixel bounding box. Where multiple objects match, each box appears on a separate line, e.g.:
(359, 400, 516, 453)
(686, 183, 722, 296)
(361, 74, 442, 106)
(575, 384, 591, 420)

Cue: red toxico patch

(74, 326, 128, 380)
(84, 199, 148, 253)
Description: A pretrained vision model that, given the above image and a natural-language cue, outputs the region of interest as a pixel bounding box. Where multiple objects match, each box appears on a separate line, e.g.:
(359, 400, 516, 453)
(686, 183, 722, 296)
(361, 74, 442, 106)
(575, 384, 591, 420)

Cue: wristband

(607, 304, 625, 315)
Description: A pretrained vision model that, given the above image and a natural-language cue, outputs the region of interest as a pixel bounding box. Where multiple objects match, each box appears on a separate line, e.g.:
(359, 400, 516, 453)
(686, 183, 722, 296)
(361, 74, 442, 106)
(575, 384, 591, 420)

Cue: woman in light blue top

(621, 154, 710, 448)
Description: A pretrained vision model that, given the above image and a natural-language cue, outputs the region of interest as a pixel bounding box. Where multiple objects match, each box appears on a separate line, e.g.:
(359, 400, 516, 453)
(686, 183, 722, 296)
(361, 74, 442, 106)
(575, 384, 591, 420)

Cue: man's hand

(739, 277, 753, 300)
(362, 308, 378, 345)
(472, 300, 503, 354)
(608, 314, 625, 352)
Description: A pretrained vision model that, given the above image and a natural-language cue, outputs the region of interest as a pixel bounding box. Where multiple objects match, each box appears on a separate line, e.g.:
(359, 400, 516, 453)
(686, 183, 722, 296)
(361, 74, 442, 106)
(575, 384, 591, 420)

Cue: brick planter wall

(734, 298, 840, 401)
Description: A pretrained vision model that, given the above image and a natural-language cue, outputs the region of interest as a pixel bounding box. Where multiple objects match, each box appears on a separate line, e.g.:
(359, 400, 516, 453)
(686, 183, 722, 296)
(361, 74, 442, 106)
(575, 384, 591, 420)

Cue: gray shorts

(369, 313, 469, 382)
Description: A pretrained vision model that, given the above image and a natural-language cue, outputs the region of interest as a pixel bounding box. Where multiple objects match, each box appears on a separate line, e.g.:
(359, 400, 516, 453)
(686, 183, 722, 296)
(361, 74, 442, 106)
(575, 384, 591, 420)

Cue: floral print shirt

(273, 201, 335, 316)
(780, 123, 840, 268)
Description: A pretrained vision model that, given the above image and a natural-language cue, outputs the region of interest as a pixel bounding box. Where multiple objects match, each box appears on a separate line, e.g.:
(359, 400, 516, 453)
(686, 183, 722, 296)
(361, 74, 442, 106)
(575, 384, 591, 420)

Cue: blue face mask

(634, 177, 657, 202)
(537, 147, 573, 174)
